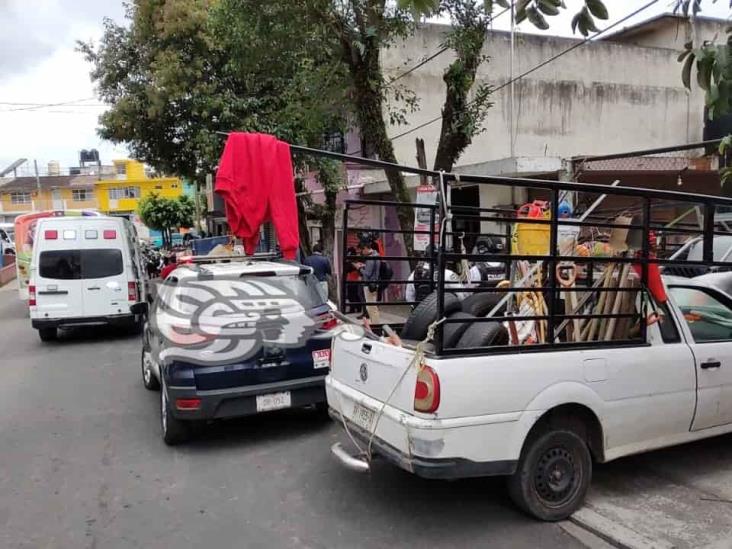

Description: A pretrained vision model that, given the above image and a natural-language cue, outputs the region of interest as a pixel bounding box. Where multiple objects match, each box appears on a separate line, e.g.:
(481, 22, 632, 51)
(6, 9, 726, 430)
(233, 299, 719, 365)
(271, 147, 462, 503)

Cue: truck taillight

(414, 363, 440, 413)
(128, 281, 138, 302)
(29, 285, 36, 307)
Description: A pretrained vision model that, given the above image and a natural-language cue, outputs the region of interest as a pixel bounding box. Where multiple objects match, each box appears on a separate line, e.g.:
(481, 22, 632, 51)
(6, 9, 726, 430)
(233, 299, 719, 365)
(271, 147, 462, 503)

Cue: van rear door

(80, 223, 129, 318)
(35, 222, 84, 319)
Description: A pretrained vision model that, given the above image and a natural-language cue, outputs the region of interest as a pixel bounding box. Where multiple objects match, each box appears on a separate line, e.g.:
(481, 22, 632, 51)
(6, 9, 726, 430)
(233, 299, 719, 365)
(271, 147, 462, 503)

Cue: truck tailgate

(329, 333, 418, 413)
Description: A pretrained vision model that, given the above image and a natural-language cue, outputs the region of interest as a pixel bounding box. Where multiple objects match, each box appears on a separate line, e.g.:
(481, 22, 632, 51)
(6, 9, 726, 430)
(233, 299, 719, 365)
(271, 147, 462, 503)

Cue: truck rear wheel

(38, 328, 57, 342)
(507, 429, 592, 521)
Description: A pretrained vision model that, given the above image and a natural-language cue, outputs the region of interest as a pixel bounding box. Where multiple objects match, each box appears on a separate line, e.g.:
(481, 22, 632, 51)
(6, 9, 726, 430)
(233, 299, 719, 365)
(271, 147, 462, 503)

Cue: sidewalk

(569, 434, 732, 548)
(0, 278, 17, 292)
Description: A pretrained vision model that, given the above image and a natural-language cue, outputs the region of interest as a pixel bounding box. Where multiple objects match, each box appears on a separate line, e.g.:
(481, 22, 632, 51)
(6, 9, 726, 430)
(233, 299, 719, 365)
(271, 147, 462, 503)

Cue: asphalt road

(0, 284, 582, 549)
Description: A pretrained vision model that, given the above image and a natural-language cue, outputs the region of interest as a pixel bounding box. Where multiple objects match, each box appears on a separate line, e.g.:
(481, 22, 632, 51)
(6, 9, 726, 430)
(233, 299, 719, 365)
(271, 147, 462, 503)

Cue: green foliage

(434, 0, 495, 171)
(79, 0, 347, 183)
(673, 0, 732, 190)
(138, 193, 195, 248)
(679, 37, 732, 120)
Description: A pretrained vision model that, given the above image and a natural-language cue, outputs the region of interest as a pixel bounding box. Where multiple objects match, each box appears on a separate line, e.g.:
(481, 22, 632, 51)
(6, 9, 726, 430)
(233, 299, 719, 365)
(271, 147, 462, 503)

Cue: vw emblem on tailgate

(359, 363, 368, 382)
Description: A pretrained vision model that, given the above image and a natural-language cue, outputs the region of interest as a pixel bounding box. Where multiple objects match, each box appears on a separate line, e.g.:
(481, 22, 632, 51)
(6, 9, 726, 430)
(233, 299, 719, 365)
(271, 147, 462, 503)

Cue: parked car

(662, 234, 732, 278)
(327, 272, 732, 521)
(29, 216, 146, 341)
(0, 223, 15, 255)
(139, 256, 339, 444)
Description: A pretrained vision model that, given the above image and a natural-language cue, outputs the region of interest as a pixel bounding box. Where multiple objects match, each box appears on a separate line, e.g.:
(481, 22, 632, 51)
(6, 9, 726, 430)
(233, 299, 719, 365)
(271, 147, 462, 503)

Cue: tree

(138, 193, 195, 248)
(80, 0, 346, 185)
(307, 1, 418, 254)
(675, 1, 732, 184)
(433, 0, 495, 172)
(402, 0, 611, 36)
(81, 0, 349, 253)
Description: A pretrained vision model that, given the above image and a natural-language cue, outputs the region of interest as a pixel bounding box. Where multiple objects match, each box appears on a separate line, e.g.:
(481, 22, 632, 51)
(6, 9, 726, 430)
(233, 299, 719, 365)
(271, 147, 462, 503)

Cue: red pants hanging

(215, 132, 299, 260)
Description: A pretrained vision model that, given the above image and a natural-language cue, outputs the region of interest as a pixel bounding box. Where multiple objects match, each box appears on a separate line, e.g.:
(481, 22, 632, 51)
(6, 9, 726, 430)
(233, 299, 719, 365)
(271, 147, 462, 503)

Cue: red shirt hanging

(215, 132, 299, 260)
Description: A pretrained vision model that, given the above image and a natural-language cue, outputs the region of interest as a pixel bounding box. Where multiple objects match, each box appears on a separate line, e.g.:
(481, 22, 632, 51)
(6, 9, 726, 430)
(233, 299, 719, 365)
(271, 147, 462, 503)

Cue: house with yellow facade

(0, 175, 98, 223)
(0, 159, 184, 224)
(95, 159, 184, 216)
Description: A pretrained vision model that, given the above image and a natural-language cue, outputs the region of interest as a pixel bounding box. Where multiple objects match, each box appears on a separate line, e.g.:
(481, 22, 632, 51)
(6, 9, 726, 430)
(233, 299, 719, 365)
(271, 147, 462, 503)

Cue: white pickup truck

(327, 273, 732, 521)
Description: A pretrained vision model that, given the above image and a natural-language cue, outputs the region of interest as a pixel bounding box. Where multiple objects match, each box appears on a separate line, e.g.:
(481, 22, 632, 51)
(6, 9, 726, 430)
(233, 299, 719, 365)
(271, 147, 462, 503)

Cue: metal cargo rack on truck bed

(280, 143, 732, 358)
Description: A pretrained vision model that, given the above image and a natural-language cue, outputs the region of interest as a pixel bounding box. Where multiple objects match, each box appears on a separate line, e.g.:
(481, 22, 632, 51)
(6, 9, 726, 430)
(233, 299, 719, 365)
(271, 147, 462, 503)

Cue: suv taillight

(29, 285, 36, 307)
(316, 311, 338, 331)
(128, 281, 138, 302)
(414, 363, 440, 413)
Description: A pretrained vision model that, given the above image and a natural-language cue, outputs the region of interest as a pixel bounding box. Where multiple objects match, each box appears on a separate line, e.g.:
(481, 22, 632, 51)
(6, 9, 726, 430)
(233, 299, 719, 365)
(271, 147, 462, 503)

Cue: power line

(389, 5, 512, 84)
(0, 101, 104, 106)
(1, 97, 101, 112)
(382, 0, 660, 147)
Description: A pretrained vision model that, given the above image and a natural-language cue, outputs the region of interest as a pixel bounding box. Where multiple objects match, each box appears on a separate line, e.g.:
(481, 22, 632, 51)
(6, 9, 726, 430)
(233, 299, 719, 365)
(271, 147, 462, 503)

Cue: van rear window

(39, 249, 123, 280)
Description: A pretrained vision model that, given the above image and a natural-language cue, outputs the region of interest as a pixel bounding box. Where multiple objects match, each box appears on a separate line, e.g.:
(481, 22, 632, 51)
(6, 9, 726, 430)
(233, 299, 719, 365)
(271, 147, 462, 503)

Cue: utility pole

(194, 178, 201, 232)
(34, 159, 41, 211)
(509, 2, 517, 205)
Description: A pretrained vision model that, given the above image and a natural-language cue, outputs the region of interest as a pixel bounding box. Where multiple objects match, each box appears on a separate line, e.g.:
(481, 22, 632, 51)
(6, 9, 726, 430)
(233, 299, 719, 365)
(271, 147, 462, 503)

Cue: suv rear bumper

(166, 375, 327, 420)
(32, 314, 135, 329)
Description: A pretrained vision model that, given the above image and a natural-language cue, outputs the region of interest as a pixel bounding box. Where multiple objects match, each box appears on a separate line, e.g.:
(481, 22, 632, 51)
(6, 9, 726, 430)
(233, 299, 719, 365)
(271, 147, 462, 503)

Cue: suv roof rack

(183, 252, 280, 264)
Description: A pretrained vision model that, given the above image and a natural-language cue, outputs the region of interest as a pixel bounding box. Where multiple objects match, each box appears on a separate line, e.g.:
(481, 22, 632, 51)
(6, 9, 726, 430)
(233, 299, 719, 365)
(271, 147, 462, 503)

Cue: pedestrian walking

(303, 242, 332, 301)
(358, 239, 381, 323)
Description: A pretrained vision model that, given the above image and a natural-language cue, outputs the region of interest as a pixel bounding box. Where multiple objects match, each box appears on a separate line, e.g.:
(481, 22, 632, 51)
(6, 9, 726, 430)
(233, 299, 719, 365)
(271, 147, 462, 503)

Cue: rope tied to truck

(336, 316, 448, 464)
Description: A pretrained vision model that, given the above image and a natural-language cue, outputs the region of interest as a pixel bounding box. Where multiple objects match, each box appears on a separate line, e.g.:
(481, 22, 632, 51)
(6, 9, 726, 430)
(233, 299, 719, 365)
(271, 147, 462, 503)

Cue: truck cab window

(669, 287, 732, 343)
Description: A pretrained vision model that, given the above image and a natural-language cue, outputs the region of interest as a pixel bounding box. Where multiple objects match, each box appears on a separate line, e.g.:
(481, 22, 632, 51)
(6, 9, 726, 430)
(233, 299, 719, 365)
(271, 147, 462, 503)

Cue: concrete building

(312, 14, 730, 297)
(377, 14, 724, 169)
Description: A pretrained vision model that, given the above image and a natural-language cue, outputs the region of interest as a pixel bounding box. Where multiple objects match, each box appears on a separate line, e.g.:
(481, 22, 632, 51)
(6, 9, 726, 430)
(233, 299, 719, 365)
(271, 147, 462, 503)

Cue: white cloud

(0, 0, 126, 174)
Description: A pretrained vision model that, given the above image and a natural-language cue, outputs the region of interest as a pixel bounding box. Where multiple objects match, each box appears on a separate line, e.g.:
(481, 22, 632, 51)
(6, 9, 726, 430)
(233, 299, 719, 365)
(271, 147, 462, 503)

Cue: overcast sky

(0, 0, 729, 176)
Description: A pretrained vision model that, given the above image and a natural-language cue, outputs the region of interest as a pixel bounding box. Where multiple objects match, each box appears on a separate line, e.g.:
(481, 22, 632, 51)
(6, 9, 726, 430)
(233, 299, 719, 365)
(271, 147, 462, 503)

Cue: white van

(29, 216, 146, 341)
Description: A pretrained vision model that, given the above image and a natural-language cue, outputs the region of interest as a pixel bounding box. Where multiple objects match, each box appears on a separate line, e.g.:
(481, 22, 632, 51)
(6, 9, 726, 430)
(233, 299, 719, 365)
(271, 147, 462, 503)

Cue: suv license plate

(256, 391, 291, 412)
(352, 402, 375, 430)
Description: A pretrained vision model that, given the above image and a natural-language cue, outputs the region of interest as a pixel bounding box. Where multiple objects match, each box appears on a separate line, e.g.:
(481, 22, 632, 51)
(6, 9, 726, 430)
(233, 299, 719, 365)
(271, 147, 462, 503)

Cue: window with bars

(109, 186, 140, 200)
(322, 131, 345, 154)
(72, 189, 92, 202)
(10, 191, 31, 204)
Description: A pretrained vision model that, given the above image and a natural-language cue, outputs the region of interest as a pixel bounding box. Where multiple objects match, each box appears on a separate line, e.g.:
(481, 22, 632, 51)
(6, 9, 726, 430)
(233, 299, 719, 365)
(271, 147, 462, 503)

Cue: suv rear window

(39, 249, 123, 280)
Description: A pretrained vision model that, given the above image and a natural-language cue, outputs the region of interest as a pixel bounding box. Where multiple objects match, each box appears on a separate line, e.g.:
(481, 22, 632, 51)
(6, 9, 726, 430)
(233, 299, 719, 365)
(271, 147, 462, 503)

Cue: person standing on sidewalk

(303, 242, 332, 301)
(358, 239, 381, 323)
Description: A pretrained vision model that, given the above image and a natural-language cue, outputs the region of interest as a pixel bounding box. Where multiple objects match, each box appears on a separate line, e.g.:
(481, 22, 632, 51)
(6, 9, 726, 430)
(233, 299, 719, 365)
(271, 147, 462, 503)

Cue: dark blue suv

(139, 257, 336, 444)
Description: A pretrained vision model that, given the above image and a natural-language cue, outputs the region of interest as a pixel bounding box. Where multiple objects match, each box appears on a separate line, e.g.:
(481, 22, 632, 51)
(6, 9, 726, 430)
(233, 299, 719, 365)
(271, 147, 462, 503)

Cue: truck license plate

(352, 402, 375, 430)
(256, 391, 291, 412)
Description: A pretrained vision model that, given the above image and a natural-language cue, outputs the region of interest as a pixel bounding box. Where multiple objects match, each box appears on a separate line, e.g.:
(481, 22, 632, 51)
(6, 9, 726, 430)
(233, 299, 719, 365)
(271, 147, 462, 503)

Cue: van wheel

(38, 328, 57, 342)
(128, 316, 144, 335)
(141, 347, 160, 391)
(160, 379, 190, 445)
(507, 429, 592, 522)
